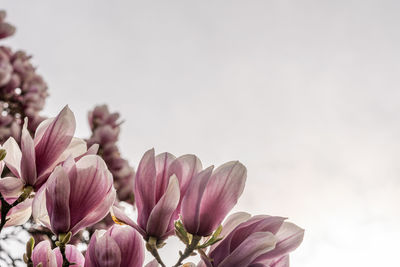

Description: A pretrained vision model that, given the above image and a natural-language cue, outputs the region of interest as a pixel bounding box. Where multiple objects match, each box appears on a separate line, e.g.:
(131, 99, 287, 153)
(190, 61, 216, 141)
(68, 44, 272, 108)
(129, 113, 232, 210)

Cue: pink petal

(20, 118, 37, 185)
(68, 155, 115, 235)
(0, 177, 24, 197)
(32, 185, 51, 228)
(94, 233, 122, 267)
(52, 137, 87, 165)
(3, 137, 22, 177)
(255, 222, 304, 262)
(168, 154, 203, 199)
(134, 149, 157, 230)
(31, 240, 57, 267)
(35, 105, 76, 177)
(181, 166, 213, 235)
(54, 245, 85, 267)
(218, 232, 276, 267)
(146, 175, 180, 238)
(110, 205, 145, 237)
(46, 166, 71, 234)
(269, 255, 290, 267)
(85, 230, 104, 267)
(154, 152, 176, 202)
(108, 225, 145, 267)
(4, 198, 33, 227)
(197, 161, 247, 236)
(209, 212, 251, 253)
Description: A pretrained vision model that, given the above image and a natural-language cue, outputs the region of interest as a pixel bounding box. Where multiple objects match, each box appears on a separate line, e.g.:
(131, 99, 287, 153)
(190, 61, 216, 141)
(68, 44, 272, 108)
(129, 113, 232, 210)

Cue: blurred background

(2, 0, 400, 266)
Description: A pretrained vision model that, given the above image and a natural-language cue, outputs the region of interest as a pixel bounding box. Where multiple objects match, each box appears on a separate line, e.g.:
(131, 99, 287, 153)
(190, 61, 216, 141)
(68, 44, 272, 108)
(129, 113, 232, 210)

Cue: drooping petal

(35, 105, 76, 177)
(4, 197, 33, 227)
(31, 240, 57, 267)
(208, 212, 251, 253)
(3, 137, 22, 177)
(197, 161, 247, 236)
(218, 232, 276, 267)
(146, 175, 180, 238)
(46, 166, 71, 235)
(110, 205, 145, 237)
(54, 245, 85, 267)
(210, 215, 285, 265)
(20, 118, 37, 185)
(0, 177, 24, 197)
(134, 149, 157, 230)
(108, 225, 145, 267)
(181, 166, 213, 235)
(254, 222, 304, 262)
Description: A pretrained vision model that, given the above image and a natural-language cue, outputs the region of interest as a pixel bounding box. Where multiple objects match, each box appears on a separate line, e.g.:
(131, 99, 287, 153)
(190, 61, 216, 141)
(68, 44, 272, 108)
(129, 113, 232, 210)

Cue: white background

(2, 1, 400, 266)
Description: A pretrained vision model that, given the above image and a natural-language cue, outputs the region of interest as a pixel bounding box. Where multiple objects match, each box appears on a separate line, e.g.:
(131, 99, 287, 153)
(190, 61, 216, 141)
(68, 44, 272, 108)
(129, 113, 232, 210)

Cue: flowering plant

(0, 11, 304, 267)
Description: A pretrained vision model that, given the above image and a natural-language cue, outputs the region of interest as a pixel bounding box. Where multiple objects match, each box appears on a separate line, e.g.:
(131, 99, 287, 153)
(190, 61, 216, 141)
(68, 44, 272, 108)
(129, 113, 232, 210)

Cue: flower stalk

(173, 235, 202, 267)
(146, 237, 166, 267)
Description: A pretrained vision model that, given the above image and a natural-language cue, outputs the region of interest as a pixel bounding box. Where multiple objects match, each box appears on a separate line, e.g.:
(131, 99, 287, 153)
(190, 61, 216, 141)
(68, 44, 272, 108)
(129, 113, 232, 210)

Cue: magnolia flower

(33, 155, 115, 236)
(199, 212, 304, 267)
(31, 240, 84, 267)
(0, 196, 32, 228)
(1, 106, 85, 193)
(84, 225, 144, 267)
(181, 161, 247, 237)
(112, 149, 182, 241)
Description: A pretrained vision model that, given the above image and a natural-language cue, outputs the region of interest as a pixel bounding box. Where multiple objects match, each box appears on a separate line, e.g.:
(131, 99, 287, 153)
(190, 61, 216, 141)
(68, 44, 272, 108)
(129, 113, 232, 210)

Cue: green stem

(146, 237, 166, 267)
(173, 235, 202, 267)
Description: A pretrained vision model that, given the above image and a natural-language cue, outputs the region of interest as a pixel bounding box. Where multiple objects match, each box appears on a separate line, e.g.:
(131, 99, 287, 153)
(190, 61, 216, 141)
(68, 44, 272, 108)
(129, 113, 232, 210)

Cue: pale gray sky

(2, 1, 400, 266)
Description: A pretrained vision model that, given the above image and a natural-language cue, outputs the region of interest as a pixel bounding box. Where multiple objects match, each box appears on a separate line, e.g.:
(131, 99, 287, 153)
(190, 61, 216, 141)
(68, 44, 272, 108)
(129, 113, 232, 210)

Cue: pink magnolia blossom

(31, 240, 57, 267)
(199, 212, 304, 267)
(181, 161, 247, 236)
(84, 225, 144, 267)
(112, 148, 182, 241)
(34, 155, 115, 236)
(1, 106, 85, 192)
(31, 240, 84, 267)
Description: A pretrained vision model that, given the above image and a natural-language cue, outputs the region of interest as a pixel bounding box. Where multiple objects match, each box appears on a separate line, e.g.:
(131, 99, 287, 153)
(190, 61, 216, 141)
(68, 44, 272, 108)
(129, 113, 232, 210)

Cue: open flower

(84, 225, 144, 267)
(2, 106, 86, 192)
(200, 212, 304, 267)
(180, 161, 247, 237)
(34, 155, 115, 236)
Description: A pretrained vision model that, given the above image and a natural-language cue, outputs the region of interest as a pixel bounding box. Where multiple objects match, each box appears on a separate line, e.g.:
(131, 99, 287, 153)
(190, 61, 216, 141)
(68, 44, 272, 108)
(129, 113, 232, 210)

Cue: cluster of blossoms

(0, 106, 304, 267)
(0, 10, 304, 267)
(0, 11, 48, 144)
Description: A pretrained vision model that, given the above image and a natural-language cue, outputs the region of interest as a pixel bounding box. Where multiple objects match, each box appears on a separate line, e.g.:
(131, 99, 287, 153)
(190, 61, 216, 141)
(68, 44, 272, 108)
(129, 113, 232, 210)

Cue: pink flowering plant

(0, 11, 304, 267)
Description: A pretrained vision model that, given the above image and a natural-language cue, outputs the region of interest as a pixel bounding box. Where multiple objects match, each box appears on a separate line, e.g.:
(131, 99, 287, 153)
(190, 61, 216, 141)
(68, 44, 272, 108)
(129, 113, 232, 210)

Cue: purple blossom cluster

(0, 10, 304, 267)
(0, 11, 48, 144)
